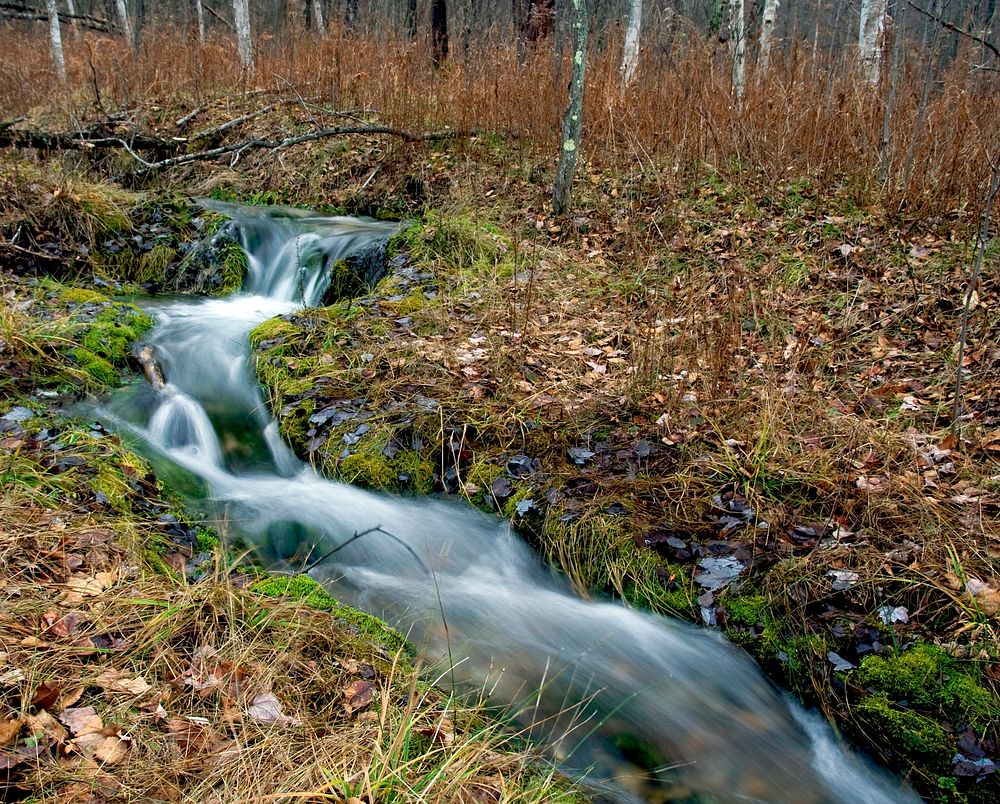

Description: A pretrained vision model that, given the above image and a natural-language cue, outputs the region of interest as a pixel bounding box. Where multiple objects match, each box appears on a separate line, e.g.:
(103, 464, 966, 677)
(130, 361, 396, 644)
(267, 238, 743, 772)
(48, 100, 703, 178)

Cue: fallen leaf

(0, 718, 22, 748)
(59, 707, 103, 737)
(827, 652, 855, 672)
(26, 709, 68, 742)
(246, 691, 299, 726)
(168, 717, 219, 756)
(70, 730, 130, 764)
(95, 668, 152, 697)
(0, 743, 45, 771)
(342, 680, 375, 714)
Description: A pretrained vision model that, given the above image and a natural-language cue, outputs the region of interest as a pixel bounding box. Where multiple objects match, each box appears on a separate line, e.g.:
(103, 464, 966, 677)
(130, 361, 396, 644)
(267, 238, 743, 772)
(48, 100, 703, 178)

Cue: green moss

(249, 316, 300, 349)
(78, 197, 130, 234)
(94, 247, 140, 282)
(137, 244, 178, 284)
(219, 240, 248, 293)
(57, 286, 109, 305)
(338, 451, 398, 489)
(856, 695, 951, 759)
(68, 347, 120, 388)
(392, 448, 435, 494)
(323, 424, 436, 495)
(78, 305, 154, 366)
(857, 644, 1000, 726)
(328, 258, 365, 300)
(251, 574, 409, 655)
(397, 212, 514, 286)
(195, 527, 220, 553)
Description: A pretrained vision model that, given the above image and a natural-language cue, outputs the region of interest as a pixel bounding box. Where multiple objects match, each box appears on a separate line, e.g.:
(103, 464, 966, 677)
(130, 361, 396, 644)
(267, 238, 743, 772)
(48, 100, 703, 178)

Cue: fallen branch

(190, 103, 278, 140)
(0, 126, 176, 156)
(115, 124, 487, 171)
(136, 345, 167, 392)
(175, 107, 204, 128)
(0, 5, 117, 33)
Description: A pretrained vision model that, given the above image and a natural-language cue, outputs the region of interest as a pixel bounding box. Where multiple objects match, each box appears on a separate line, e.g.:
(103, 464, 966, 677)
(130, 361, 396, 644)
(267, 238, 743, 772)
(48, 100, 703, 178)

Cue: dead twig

(175, 107, 204, 128)
(301, 525, 428, 574)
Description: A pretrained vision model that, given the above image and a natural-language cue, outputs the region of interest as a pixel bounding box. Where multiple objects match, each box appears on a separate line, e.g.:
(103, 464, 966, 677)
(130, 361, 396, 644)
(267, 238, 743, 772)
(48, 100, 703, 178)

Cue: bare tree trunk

(115, 0, 133, 49)
(859, 0, 888, 86)
(312, 0, 324, 34)
(878, 1, 905, 185)
(407, 0, 417, 39)
(431, 0, 448, 67)
(621, 0, 642, 82)
(901, 0, 943, 190)
(194, 0, 205, 46)
(65, 0, 80, 39)
(758, 0, 779, 71)
(729, 0, 745, 97)
(552, 0, 588, 215)
(233, 0, 253, 69)
(134, 0, 144, 52)
(46, 0, 67, 81)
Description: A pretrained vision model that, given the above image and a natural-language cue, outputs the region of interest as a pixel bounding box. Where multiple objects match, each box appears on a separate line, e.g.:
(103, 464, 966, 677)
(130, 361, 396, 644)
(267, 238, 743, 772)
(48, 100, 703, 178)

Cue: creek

(96, 202, 918, 803)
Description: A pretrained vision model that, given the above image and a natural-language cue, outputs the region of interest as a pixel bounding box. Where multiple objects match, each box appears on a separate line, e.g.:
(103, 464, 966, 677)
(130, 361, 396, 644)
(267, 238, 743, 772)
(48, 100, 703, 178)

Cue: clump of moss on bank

(252, 573, 410, 657)
(0, 162, 246, 295)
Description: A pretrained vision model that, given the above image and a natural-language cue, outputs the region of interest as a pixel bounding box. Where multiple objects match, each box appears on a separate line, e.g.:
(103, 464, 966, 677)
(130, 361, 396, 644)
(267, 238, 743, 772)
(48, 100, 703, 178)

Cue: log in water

(97, 202, 917, 803)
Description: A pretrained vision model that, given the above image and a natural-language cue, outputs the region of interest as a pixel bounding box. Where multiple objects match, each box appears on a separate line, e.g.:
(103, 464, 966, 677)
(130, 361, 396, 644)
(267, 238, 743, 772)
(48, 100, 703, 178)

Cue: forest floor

(1, 94, 999, 802)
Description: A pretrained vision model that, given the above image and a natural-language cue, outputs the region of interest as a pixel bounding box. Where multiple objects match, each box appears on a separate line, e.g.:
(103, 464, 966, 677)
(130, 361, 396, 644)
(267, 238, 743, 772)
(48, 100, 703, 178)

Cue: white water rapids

(97, 203, 919, 803)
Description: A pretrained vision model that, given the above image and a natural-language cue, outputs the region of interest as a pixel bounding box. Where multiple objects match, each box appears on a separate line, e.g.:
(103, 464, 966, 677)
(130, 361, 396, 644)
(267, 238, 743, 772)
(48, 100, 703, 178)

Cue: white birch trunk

(621, 0, 642, 84)
(115, 0, 133, 49)
(47, 0, 67, 81)
(65, 0, 79, 39)
(859, 0, 888, 86)
(729, 0, 746, 99)
(312, 0, 325, 35)
(758, 0, 779, 72)
(233, 0, 253, 69)
(195, 0, 205, 47)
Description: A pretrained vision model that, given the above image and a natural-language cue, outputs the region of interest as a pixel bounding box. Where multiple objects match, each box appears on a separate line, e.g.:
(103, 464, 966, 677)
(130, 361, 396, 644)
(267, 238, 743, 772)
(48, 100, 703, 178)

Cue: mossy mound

(251, 574, 411, 658)
(0, 163, 245, 295)
(1, 279, 154, 397)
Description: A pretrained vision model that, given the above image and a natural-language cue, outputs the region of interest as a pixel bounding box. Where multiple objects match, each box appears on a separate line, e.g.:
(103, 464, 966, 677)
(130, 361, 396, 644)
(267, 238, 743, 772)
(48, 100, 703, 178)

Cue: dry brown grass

(1, 22, 998, 215)
(0, 493, 576, 803)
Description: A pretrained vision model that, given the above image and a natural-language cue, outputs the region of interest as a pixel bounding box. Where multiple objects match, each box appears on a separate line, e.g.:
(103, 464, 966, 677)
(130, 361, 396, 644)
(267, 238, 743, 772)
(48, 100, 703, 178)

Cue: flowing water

(96, 202, 918, 803)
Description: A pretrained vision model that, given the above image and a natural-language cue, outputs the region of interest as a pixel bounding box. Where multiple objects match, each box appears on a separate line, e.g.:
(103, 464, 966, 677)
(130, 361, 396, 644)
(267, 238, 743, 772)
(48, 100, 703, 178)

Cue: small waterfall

(96, 204, 919, 804)
(148, 387, 223, 468)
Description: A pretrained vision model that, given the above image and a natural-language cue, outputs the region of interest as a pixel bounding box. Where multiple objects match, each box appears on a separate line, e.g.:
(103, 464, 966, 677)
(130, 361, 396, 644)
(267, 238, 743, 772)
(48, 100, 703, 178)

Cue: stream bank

(249, 204, 1000, 802)
(0, 163, 579, 803)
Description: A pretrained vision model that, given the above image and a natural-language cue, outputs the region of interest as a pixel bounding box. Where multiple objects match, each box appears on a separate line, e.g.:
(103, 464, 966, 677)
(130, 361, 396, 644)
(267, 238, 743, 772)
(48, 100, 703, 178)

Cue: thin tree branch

(302, 525, 428, 575)
(906, 1, 1000, 60)
(0, 4, 117, 33)
(191, 103, 278, 140)
(202, 0, 234, 32)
